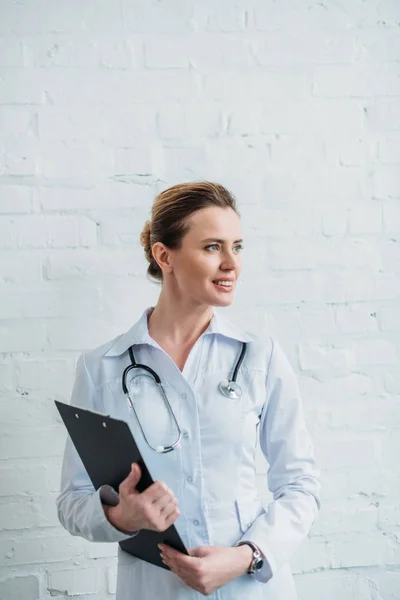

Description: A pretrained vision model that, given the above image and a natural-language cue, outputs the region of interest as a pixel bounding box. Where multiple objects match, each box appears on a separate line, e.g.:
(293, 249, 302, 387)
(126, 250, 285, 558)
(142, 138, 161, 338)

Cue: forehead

(185, 206, 241, 239)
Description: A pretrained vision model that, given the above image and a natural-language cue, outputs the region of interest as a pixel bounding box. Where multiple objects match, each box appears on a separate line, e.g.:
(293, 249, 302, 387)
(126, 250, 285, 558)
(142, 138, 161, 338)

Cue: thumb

(128, 462, 142, 488)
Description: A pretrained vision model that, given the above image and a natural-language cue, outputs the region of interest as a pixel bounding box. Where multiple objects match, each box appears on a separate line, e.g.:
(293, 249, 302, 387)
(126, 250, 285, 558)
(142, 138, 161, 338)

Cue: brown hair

(140, 181, 239, 283)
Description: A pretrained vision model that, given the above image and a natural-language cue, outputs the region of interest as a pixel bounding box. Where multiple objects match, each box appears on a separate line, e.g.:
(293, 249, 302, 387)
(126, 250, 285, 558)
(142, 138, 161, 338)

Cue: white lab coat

(56, 306, 320, 599)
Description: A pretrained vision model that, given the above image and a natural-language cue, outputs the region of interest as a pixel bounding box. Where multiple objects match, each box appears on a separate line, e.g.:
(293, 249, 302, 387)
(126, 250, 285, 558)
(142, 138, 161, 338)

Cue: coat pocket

(235, 498, 264, 534)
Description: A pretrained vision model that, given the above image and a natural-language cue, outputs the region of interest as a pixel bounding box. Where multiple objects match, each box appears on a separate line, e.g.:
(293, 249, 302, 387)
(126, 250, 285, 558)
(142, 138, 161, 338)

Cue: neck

(148, 292, 214, 347)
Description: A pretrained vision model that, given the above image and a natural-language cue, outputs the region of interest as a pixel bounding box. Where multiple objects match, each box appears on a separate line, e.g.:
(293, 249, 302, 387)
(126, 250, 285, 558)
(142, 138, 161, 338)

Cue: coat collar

(104, 306, 254, 357)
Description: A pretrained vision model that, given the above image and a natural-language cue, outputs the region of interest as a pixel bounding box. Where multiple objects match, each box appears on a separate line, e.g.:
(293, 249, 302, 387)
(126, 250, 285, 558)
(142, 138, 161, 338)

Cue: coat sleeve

(56, 353, 137, 543)
(237, 338, 321, 583)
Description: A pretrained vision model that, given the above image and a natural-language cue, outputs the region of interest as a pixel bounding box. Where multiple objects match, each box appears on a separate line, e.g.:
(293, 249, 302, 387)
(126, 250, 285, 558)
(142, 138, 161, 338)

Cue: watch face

(254, 557, 264, 571)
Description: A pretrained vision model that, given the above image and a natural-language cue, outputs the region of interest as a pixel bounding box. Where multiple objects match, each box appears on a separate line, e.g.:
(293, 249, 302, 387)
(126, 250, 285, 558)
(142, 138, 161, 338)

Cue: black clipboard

(55, 400, 188, 570)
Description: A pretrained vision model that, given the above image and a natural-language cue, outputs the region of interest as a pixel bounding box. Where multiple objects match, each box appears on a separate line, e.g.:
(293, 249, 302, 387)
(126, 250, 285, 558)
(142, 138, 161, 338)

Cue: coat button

(193, 519, 199, 526)
(187, 476, 193, 483)
(181, 393, 187, 399)
(183, 432, 189, 439)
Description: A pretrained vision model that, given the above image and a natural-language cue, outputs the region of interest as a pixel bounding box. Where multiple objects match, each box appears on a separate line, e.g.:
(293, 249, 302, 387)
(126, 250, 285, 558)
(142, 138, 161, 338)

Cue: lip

(212, 278, 235, 283)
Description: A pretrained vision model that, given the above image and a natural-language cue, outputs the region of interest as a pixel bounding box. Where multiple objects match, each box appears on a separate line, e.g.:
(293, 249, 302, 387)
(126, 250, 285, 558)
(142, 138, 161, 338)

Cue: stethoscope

(122, 342, 247, 454)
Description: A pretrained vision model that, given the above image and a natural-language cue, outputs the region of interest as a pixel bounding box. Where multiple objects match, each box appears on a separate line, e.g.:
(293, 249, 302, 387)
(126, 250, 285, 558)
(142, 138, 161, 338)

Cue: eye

(204, 244, 244, 252)
(205, 244, 219, 251)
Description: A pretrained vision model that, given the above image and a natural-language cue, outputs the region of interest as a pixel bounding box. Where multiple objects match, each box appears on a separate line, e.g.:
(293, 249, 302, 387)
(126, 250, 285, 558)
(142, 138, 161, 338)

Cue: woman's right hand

(104, 462, 180, 534)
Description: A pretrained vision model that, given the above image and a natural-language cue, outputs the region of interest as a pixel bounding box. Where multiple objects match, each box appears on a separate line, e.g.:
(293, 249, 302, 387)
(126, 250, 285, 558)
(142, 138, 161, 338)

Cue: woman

(56, 181, 320, 599)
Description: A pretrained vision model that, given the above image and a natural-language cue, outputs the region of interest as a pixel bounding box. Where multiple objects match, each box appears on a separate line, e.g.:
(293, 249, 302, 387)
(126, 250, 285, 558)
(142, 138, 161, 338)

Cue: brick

(44, 248, 143, 280)
(38, 182, 152, 210)
(39, 141, 113, 179)
(298, 344, 353, 371)
(157, 104, 222, 140)
(26, 34, 137, 69)
(373, 166, 400, 199)
(324, 137, 373, 167)
(196, 3, 248, 32)
(122, 1, 194, 34)
(47, 567, 100, 595)
(0, 215, 98, 249)
(0, 495, 59, 530)
(0, 575, 40, 600)
(290, 538, 330, 574)
(0, 68, 46, 104)
(0, 250, 42, 283)
(378, 133, 400, 164)
(4, 138, 38, 176)
(0, 534, 86, 566)
(383, 201, 400, 232)
(382, 240, 400, 272)
(0, 287, 100, 319)
(0, 38, 25, 66)
(204, 70, 308, 102)
(366, 98, 400, 131)
(0, 321, 48, 353)
(330, 534, 386, 568)
(313, 64, 400, 97)
(316, 437, 378, 469)
(0, 108, 34, 137)
(107, 564, 117, 595)
(352, 339, 398, 366)
(98, 209, 152, 246)
(0, 185, 33, 213)
(46, 318, 120, 351)
(0, 427, 65, 459)
(144, 37, 190, 69)
(38, 106, 158, 143)
(0, 464, 49, 496)
(348, 203, 383, 234)
(336, 304, 379, 334)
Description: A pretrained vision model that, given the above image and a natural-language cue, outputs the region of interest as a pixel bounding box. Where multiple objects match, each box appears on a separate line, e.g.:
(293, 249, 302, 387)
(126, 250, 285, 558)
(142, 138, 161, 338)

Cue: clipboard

(55, 400, 188, 570)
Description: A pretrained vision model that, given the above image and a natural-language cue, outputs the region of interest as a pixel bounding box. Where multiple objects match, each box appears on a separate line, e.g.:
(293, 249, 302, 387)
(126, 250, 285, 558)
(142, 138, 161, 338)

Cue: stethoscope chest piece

(218, 379, 242, 399)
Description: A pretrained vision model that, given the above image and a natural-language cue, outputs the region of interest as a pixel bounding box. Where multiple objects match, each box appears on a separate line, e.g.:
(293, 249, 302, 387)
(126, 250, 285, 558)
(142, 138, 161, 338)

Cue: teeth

(214, 281, 233, 287)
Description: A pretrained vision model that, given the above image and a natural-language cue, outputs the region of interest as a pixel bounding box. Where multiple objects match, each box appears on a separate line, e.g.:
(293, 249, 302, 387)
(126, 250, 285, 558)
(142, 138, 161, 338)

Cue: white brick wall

(0, 1, 399, 598)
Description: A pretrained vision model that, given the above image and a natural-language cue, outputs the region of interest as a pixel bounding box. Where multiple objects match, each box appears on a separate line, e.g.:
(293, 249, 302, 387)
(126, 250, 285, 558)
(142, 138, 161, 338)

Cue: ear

(152, 242, 173, 275)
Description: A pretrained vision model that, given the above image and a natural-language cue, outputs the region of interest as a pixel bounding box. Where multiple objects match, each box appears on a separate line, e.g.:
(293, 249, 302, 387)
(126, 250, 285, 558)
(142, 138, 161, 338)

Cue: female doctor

(56, 181, 320, 600)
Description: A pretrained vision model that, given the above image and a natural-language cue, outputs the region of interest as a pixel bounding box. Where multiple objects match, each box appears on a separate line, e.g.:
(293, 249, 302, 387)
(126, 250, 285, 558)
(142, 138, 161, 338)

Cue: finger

(144, 482, 174, 505)
(163, 507, 180, 528)
(159, 497, 178, 515)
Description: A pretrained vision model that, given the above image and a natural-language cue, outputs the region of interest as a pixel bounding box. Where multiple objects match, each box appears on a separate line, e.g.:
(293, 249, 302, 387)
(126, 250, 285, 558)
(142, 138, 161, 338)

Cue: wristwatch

(234, 541, 264, 575)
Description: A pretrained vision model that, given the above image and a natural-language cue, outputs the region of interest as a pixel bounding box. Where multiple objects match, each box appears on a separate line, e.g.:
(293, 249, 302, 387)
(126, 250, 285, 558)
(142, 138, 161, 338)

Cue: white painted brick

(352, 339, 398, 366)
(378, 132, 400, 164)
(384, 372, 400, 394)
(373, 166, 400, 199)
(4, 138, 38, 176)
(47, 567, 100, 595)
(316, 436, 379, 470)
(0, 68, 46, 104)
(290, 538, 330, 574)
(298, 344, 354, 371)
(199, 3, 248, 32)
(0, 534, 86, 566)
(157, 104, 222, 140)
(0, 185, 33, 213)
(0, 494, 59, 530)
(0, 250, 42, 283)
(39, 141, 113, 179)
(313, 504, 378, 537)
(382, 241, 400, 273)
(122, 1, 194, 34)
(295, 571, 370, 600)
(0, 38, 25, 67)
(383, 201, 400, 233)
(335, 304, 379, 334)
(0, 575, 40, 600)
(17, 359, 75, 393)
(38, 182, 152, 210)
(25, 34, 137, 69)
(204, 70, 308, 103)
(0, 321, 48, 353)
(47, 318, 120, 352)
(330, 534, 386, 568)
(270, 136, 324, 170)
(43, 248, 143, 280)
(0, 464, 50, 496)
(0, 215, 97, 249)
(0, 427, 65, 459)
(325, 137, 373, 167)
(379, 305, 400, 331)
(313, 64, 400, 97)
(144, 37, 190, 69)
(371, 572, 400, 600)
(366, 98, 400, 131)
(38, 106, 158, 144)
(347, 203, 383, 234)
(0, 108, 34, 137)
(1, 287, 100, 319)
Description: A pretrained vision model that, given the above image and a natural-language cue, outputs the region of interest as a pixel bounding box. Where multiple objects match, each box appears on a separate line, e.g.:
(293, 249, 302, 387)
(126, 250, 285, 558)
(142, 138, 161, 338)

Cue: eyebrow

(201, 238, 244, 244)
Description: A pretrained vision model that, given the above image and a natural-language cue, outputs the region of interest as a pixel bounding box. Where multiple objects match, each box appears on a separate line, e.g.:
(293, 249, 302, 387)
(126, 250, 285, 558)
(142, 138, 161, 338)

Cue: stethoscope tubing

(122, 342, 247, 453)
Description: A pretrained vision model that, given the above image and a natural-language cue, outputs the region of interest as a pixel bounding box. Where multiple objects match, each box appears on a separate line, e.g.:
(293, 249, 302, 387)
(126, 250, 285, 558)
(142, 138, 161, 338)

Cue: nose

(220, 248, 239, 271)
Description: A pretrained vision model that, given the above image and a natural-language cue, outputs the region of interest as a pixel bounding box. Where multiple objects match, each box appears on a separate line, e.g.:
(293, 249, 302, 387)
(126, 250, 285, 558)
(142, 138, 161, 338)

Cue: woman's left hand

(158, 543, 253, 596)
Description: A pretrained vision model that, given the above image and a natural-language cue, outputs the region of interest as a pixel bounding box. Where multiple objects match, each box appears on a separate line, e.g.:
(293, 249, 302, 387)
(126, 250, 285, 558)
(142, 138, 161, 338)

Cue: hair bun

(140, 220, 152, 262)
